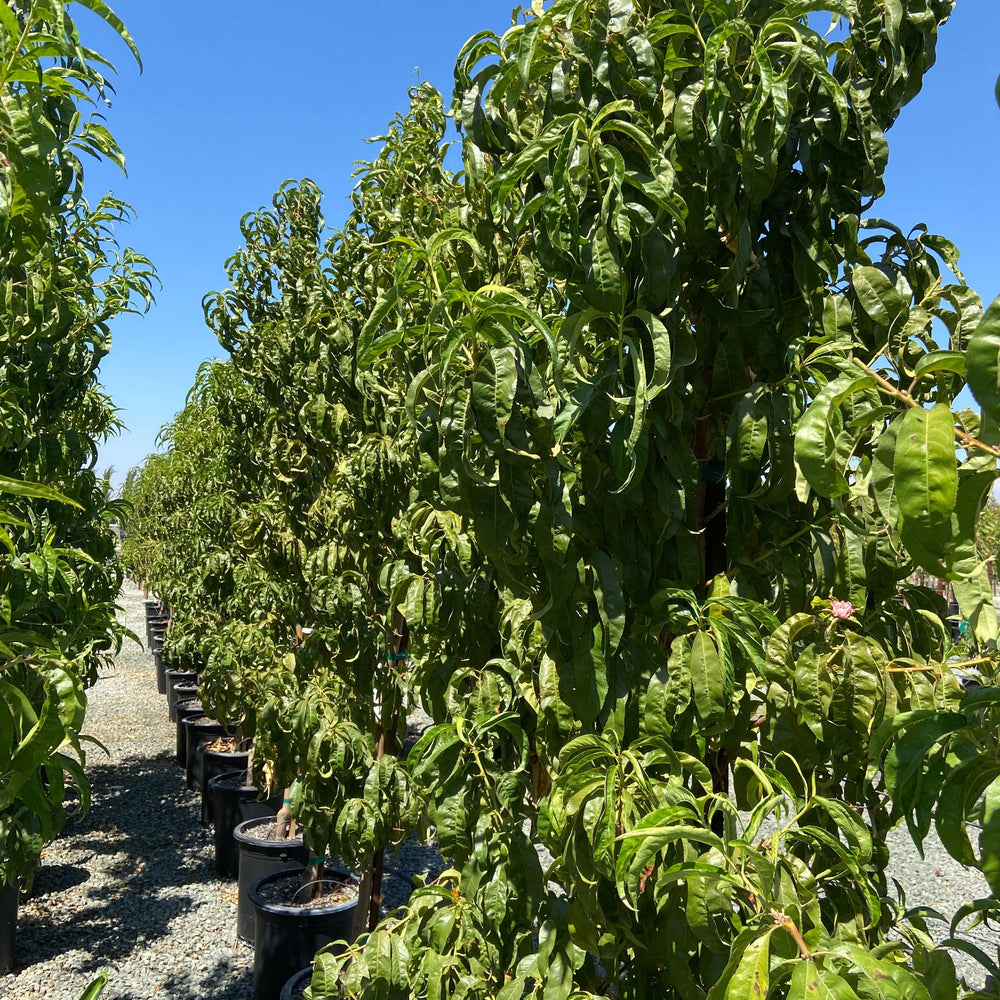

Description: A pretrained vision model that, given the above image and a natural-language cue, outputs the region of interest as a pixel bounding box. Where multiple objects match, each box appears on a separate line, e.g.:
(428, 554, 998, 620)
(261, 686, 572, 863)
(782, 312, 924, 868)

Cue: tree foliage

(0, 0, 154, 890)
(125, 0, 1000, 996)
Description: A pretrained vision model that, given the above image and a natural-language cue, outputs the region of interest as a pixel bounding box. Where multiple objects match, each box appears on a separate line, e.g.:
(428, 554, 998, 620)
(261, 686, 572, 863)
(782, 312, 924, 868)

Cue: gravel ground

(886, 823, 996, 989)
(2, 581, 997, 998)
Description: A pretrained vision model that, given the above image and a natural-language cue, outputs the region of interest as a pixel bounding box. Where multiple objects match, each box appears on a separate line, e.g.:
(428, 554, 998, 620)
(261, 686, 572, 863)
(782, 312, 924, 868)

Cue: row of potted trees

(123, 2, 1000, 998)
(138, 596, 361, 1000)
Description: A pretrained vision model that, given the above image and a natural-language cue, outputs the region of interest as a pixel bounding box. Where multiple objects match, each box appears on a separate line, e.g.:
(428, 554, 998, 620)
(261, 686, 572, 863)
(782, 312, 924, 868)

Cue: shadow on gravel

(116, 955, 253, 1000)
(28, 862, 91, 896)
(15, 748, 222, 975)
(382, 839, 447, 914)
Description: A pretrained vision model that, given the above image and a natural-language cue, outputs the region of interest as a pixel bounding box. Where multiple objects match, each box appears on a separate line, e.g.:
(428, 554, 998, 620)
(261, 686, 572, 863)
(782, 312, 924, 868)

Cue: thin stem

(2, 15, 32, 87)
(853, 358, 1000, 458)
(948, 656, 995, 670)
(772, 911, 812, 959)
(746, 511, 835, 568)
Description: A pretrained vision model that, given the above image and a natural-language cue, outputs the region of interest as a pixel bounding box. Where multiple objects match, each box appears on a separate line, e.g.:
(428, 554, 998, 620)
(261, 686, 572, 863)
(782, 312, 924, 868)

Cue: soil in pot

(250, 867, 358, 1000)
(234, 818, 309, 944)
(0, 880, 16, 974)
(209, 771, 283, 878)
(173, 682, 199, 715)
(183, 716, 235, 792)
(175, 697, 205, 766)
(279, 967, 312, 1000)
(198, 742, 248, 826)
(164, 668, 198, 723)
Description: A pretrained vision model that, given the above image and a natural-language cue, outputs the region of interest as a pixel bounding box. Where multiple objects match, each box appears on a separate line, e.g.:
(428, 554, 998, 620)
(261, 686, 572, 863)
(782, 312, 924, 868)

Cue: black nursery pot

(146, 619, 169, 646)
(164, 669, 198, 723)
(209, 771, 282, 878)
(183, 716, 235, 791)
(143, 600, 165, 623)
(174, 697, 205, 766)
(199, 747, 249, 826)
(173, 682, 199, 709)
(0, 879, 16, 974)
(234, 817, 309, 944)
(280, 967, 313, 1000)
(250, 867, 358, 1000)
(153, 649, 167, 695)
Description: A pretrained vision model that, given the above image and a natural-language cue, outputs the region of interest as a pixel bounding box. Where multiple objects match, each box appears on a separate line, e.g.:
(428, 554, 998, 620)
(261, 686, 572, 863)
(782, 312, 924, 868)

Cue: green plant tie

(387, 650, 410, 661)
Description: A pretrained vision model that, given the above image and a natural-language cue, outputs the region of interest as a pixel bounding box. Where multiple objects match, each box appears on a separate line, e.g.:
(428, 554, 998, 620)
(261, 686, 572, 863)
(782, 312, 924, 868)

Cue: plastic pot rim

(208, 769, 258, 794)
(280, 966, 314, 1000)
(249, 866, 359, 918)
(234, 816, 305, 850)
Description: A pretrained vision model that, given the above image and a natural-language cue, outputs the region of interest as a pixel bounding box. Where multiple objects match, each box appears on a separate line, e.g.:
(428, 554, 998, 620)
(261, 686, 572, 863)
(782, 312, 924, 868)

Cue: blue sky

(81, 1, 1000, 485)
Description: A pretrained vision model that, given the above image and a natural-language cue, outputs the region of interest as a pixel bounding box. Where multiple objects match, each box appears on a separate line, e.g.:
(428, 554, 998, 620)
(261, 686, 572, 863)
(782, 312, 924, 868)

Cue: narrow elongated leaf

(894, 403, 957, 562)
(884, 713, 966, 827)
(966, 295, 1000, 421)
(936, 756, 1000, 866)
(852, 265, 907, 327)
(980, 776, 1000, 896)
(914, 350, 965, 379)
(592, 549, 625, 653)
(724, 929, 771, 1000)
(0, 475, 82, 509)
(77, 972, 108, 1000)
(794, 376, 874, 498)
(689, 630, 725, 727)
(74, 0, 142, 68)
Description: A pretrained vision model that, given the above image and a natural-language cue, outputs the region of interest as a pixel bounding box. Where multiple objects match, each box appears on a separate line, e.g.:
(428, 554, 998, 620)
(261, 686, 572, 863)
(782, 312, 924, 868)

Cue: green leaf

(0, 475, 83, 509)
(74, 0, 142, 69)
(952, 563, 998, 645)
(852, 265, 907, 328)
(884, 712, 966, 831)
(966, 295, 1000, 422)
(586, 223, 623, 313)
(788, 960, 861, 999)
(77, 972, 108, 1000)
(472, 346, 518, 446)
(834, 943, 931, 1000)
(724, 929, 771, 1000)
(894, 403, 957, 562)
(914, 350, 965, 379)
(592, 549, 625, 654)
(689, 630, 725, 728)
(794, 376, 874, 498)
(979, 775, 1000, 896)
(935, 756, 1000, 867)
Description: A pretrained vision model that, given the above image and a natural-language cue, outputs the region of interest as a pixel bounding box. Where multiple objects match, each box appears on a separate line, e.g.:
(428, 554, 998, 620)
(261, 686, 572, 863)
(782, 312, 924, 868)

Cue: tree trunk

(352, 613, 406, 938)
(295, 859, 325, 905)
(694, 395, 729, 836)
(274, 788, 295, 839)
